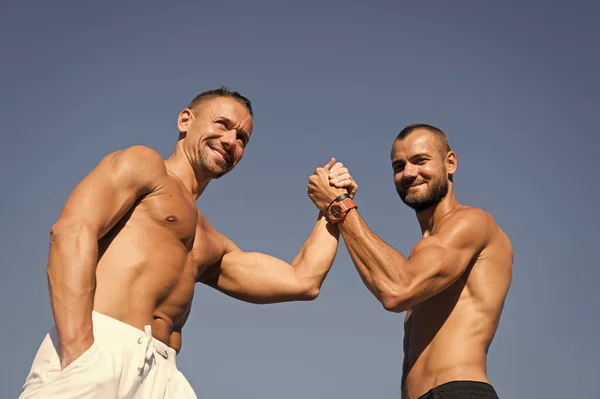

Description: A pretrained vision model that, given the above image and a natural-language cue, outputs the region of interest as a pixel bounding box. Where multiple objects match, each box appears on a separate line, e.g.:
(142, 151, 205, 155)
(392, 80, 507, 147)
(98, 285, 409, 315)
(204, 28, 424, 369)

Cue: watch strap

(326, 194, 357, 224)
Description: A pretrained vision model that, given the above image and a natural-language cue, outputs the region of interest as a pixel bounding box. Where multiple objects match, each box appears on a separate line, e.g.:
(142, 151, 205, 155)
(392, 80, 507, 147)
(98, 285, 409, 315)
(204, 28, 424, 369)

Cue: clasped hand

(307, 157, 358, 211)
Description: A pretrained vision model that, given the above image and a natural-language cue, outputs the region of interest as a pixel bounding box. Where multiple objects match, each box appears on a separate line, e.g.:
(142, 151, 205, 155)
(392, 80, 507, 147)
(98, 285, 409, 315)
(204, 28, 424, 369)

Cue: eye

(216, 120, 226, 126)
(237, 133, 248, 146)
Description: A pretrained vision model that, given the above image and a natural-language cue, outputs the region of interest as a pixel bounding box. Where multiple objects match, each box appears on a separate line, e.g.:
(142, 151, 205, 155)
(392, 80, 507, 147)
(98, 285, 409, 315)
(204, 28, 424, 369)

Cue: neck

(165, 141, 212, 201)
(415, 189, 460, 236)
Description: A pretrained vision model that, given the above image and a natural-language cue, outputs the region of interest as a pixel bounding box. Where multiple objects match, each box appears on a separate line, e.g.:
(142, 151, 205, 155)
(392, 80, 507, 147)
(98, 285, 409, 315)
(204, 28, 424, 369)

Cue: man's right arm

(337, 208, 489, 312)
(47, 145, 164, 369)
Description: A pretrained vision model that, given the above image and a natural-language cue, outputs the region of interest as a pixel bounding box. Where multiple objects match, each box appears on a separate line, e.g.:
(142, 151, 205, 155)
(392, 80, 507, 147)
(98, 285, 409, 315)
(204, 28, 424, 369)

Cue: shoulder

(99, 145, 167, 185)
(104, 145, 165, 172)
(444, 206, 492, 228)
(434, 206, 495, 250)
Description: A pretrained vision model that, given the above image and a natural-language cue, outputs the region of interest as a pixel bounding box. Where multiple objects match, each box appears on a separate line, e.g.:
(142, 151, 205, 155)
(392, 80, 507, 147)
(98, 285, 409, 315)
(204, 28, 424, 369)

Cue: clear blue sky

(1, 1, 598, 398)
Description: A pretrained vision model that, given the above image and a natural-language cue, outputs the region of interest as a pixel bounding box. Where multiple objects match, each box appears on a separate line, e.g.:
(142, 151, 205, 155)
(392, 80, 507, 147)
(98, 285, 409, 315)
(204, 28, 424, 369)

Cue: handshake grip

(307, 158, 358, 215)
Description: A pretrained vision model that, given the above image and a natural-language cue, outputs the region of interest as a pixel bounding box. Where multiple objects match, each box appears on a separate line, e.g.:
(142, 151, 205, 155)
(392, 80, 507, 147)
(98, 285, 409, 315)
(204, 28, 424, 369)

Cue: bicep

(216, 250, 306, 302)
(199, 232, 307, 303)
(404, 212, 490, 296)
(55, 146, 164, 238)
(407, 241, 474, 287)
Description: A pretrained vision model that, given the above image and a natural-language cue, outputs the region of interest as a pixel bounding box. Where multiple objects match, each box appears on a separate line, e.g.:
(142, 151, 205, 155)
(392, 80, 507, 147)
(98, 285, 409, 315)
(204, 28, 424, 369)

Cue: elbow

(296, 276, 322, 301)
(302, 286, 320, 301)
(380, 295, 407, 313)
(378, 286, 411, 313)
(296, 279, 320, 301)
(50, 219, 86, 238)
(50, 218, 98, 239)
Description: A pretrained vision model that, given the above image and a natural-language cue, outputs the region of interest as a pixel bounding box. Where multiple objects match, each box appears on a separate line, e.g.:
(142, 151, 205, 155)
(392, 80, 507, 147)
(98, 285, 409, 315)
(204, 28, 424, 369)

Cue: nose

(220, 129, 236, 151)
(403, 162, 418, 179)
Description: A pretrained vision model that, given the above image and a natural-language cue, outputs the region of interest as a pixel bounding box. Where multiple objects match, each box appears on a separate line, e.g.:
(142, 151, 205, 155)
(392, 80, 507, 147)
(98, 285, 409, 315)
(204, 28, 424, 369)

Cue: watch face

(330, 205, 342, 219)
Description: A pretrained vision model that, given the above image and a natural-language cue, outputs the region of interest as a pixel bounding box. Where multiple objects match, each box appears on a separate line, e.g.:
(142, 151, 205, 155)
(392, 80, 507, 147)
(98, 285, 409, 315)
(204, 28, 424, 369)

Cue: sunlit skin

(308, 129, 513, 399)
(176, 97, 252, 183)
(391, 132, 452, 213)
(47, 96, 357, 372)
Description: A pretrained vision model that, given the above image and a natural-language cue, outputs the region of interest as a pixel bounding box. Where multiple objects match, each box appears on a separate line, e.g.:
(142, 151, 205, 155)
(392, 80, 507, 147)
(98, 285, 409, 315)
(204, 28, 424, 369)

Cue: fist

(307, 158, 349, 211)
(328, 161, 358, 198)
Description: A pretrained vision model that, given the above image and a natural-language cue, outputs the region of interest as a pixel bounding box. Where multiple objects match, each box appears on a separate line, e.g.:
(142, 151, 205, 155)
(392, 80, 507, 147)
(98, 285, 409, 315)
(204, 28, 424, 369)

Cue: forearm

(338, 210, 408, 307)
(290, 212, 340, 294)
(47, 222, 98, 347)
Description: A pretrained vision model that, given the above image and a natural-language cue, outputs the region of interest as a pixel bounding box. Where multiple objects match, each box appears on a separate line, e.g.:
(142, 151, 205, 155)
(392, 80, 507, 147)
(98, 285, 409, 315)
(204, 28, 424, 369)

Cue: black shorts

(417, 381, 499, 398)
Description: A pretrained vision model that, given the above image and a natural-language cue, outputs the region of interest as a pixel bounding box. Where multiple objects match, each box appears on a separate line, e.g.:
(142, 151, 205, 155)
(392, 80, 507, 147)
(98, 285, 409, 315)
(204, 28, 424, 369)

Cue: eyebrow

(216, 116, 235, 126)
(392, 153, 431, 167)
(217, 116, 250, 138)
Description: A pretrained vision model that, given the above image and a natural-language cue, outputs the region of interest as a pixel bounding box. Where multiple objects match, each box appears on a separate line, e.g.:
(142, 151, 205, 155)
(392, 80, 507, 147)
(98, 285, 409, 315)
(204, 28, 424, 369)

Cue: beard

(198, 143, 234, 179)
(397, 174, 449, 211)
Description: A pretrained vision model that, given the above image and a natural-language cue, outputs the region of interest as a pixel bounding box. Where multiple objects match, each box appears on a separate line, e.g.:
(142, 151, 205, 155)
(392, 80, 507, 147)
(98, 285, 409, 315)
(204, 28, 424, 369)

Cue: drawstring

(137, 326, 156, 379)
(136, 325, 171, 381)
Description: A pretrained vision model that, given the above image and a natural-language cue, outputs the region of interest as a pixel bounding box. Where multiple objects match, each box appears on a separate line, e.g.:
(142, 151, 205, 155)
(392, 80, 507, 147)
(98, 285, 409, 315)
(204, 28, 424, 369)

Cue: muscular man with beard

(19, 87, 357, 398)
(308, 124, 513, 399)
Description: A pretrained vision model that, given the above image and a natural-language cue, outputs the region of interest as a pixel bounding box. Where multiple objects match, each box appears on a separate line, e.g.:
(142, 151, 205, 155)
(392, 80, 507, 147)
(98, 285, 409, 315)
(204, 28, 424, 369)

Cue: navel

(165, 215, 178, 222)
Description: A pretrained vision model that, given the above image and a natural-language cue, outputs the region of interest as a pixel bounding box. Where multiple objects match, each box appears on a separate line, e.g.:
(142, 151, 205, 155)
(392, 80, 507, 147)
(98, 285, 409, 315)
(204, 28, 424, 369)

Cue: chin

(205, 162, 232, 179)
(398, 193, 431, 211)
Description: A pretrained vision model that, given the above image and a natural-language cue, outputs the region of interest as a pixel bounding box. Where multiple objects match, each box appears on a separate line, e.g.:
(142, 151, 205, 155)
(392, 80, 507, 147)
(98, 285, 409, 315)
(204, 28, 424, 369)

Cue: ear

(177, 108, 193, 133)
(446, 151, 457, 176)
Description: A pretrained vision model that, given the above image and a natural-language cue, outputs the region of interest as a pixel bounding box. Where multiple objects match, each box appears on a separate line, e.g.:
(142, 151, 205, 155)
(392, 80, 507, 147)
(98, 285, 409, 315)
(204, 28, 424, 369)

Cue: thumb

(323, 157, 336, 170)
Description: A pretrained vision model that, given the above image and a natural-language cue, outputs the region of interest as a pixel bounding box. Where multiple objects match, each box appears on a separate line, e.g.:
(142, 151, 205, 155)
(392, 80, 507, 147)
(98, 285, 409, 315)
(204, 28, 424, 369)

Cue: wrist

(58, 323, 94, 347)
(337, 206, 357, 227)
(319, 190, 348, 211)
(325, 194, 357, 225)
(60, 332, 94, 347)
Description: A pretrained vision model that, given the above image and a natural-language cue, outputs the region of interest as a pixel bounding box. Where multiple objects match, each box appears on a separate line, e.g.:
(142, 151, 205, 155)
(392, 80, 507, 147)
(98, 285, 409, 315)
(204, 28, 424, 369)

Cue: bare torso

(402, 211, 512, 399)
(93, 167, 222, 353)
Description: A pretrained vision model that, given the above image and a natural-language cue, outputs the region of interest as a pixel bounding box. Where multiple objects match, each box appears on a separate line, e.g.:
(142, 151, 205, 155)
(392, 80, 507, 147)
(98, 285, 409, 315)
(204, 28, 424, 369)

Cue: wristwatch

(325, 193, 357, 224)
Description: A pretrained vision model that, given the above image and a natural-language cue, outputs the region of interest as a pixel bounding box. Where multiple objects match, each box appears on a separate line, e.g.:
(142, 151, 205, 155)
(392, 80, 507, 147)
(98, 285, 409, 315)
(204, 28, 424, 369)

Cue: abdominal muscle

(92, 224, 200, 353)
(406, 330, 489, 399)
(404, 291, 493, 398)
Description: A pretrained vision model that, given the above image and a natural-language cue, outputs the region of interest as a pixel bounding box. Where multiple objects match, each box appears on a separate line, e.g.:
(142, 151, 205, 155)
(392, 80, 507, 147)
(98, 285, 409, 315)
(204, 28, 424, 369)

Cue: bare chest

(142, 194, 224, 269)
(111, 178, 226, 278)
(135, 184, 199, 249)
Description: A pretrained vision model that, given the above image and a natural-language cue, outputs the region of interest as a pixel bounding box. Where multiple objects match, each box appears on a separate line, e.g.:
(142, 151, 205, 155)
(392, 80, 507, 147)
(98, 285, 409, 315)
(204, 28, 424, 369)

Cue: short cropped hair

(188, 86, 253, 117)
(395, 123, 451, 156)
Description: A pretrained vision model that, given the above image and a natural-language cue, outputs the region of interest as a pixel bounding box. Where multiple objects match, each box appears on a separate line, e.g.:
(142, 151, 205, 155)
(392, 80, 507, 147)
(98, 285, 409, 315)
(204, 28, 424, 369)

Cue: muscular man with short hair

(19, 87, 356, 398)
(309, 124, 513, 399)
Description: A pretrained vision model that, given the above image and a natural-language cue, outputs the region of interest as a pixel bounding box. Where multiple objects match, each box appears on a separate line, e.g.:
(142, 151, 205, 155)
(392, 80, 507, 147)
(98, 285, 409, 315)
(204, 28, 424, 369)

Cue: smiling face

(391, 129, 457, 211)
(178, 96, 253, 179)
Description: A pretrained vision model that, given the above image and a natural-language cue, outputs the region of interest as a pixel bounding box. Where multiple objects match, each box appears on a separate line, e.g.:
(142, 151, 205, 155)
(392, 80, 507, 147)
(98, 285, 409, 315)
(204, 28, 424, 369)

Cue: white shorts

(19, 311, 197, 399)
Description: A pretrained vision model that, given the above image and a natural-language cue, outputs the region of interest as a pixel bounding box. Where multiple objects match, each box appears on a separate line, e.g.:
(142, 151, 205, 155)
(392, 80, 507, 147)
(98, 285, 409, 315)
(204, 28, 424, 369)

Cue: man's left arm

(198, 159, 355, 304)
(199, 213, 340, 304)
